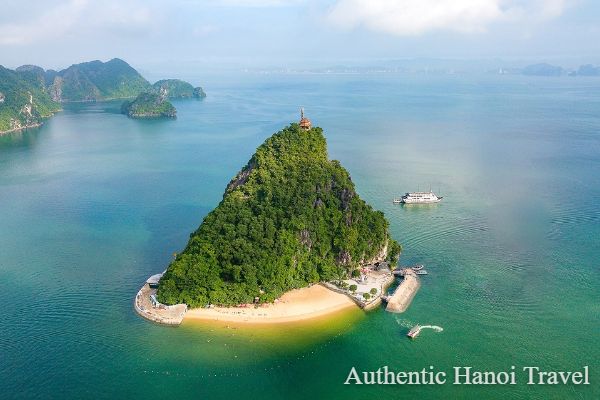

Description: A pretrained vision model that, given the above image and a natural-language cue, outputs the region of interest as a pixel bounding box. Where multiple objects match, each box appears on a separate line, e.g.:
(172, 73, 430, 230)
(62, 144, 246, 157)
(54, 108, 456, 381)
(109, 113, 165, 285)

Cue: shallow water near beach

(1, 72, 599, 399)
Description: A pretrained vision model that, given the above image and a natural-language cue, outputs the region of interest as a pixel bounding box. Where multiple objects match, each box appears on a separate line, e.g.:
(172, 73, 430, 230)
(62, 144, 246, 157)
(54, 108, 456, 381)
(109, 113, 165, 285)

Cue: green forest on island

(121, 92, 176, 118)
(0, 59, 207, 130)
(158, 124, 402, 307)
(0, 66, 61, 132)
(152, 79, 207, 98)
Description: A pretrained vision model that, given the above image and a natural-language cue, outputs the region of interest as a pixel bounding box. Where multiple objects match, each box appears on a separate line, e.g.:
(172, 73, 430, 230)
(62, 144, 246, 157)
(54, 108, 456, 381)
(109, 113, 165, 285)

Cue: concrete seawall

(134, 283, 187, 326)
(385, 270, 420, 313)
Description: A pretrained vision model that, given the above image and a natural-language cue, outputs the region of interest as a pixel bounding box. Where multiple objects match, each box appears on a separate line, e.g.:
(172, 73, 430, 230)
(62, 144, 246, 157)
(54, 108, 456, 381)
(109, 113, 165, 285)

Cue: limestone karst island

(134, 111, 420, 325)
(0, 58, 206, 133)
(4, 1, 600, 398)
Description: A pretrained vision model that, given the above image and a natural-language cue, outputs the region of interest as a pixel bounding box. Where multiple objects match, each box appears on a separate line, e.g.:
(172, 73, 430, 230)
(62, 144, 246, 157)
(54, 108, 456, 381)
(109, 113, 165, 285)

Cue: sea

(1, 72, 599, 399)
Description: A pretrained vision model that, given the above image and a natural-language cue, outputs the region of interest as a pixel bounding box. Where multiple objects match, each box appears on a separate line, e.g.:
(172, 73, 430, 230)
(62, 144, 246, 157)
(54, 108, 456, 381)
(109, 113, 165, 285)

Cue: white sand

(184, 284, 358, 324)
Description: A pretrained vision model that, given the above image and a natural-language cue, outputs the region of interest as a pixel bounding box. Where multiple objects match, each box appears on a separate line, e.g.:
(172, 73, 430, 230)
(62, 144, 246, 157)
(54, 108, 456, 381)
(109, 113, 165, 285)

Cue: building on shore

(146, 273, 163, 289)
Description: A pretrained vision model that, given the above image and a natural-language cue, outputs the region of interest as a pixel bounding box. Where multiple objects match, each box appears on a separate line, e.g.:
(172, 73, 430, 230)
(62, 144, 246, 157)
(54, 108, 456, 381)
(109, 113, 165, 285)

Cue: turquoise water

(1, 73, 599, 399)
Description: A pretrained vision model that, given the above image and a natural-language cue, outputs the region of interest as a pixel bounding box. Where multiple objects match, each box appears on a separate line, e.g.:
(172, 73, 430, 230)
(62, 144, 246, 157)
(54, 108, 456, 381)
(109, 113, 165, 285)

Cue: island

(522, 63, 563, 76)
(0, 65, 61, 134)
(135, 111, 415, 325)
(152, 79, 207, 99)
(46, 58, 151, 102)
(121, 90, 176, 119)
(575, 64, 600, 76)
(1, 58, 206, 133)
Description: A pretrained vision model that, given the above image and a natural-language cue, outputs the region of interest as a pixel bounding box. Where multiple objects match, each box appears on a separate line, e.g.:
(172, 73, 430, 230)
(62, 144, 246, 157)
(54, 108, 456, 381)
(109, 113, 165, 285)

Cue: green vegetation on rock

(152, 79, 206, 98)
(121, 91, 176, 118)
(50, 58, 151, 102)
(2, 58, 207, 130)
(157, 124, 401, 307)
(0, 66, 61, 133)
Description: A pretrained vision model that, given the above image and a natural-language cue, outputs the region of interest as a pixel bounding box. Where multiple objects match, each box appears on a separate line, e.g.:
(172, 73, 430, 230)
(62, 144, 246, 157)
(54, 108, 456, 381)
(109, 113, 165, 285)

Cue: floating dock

(385, 269, 420, 313)
(134, 275, 187, 326)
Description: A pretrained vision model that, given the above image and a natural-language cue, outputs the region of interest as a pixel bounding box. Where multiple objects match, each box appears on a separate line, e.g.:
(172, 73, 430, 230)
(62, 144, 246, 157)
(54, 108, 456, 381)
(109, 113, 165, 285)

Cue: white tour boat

(396, 191, 443, 204)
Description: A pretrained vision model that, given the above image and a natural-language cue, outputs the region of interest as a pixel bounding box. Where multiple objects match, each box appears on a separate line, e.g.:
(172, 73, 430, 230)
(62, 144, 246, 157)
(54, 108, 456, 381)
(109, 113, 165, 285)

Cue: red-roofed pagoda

(299, 107, 312, 130)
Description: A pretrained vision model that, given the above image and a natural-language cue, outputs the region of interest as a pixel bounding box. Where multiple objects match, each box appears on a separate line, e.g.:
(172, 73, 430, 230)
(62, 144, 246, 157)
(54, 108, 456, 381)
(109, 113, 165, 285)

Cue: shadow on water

(180, 306, 366, 350)
(0, 126, 43, 150)
(62, 100, 124, 115)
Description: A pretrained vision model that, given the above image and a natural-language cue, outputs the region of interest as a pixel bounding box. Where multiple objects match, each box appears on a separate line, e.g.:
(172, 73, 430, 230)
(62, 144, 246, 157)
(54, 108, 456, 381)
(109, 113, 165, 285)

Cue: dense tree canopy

(0, 66, 61, 132)
(51, 58, 151, 102)
(121, 92, 176, 118)
(157, 124, 401, 307)
(1, 59, 206, 130)
(152, 79, 206, 99)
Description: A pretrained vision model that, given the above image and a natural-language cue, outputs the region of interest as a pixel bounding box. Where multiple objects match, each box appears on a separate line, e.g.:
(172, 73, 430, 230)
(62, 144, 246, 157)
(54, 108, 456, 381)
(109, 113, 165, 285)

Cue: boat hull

(407, 325, 421, 339)
(401, 198, 442, 204)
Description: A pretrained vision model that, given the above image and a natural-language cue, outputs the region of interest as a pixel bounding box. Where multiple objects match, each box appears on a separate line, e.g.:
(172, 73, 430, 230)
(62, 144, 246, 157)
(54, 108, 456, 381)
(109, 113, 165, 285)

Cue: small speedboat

(407, 325, 421, 339)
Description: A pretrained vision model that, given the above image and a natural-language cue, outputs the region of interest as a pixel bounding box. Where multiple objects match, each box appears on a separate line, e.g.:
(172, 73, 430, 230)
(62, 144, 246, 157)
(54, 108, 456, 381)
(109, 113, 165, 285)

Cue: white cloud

(0, 0, 87, 45)
(192, 25, 218, 37)
(207, 0, 303, 6)
(327, 0, 571, 36)
(0, 0, 157, 45)
(537, 0, 569, 17)
(0, 0, 574, 48)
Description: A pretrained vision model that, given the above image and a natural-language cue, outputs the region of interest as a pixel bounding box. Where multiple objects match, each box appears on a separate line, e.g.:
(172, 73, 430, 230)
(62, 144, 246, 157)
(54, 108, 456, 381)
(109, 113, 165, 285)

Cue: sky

(1, 0, 599, 71)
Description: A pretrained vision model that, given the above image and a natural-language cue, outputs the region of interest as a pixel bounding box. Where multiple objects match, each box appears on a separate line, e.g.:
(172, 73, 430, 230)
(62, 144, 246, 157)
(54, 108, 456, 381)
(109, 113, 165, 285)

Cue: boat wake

(395, 318, 444, 333)
(394, 318, 414, 328)
(419, 325, 443, 332)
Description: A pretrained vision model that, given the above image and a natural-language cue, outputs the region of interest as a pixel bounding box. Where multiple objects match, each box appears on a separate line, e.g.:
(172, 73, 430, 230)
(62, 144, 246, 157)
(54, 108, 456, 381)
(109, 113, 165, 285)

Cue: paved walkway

(134, 283, 187, 326)
(386, 269, 420, 313)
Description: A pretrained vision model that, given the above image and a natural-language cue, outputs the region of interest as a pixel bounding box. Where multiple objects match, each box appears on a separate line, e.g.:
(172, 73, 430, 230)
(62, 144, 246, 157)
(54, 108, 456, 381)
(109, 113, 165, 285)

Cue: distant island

(153, 115, 401, 310)
(0, 58, 206, 133)
(46, 58, 151, 102)
(152, 79, 206, 99)
(574, 64, 600, 76)
(121, 90, 176, 119)
(522, 63, 564, 76)
(120, 79, 207, 119)
(504, 62, 600, 77)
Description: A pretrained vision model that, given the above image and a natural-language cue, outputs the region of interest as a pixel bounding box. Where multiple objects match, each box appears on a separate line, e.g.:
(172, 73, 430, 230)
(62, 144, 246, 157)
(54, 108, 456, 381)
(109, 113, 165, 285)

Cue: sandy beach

(184, 284, 359, 324)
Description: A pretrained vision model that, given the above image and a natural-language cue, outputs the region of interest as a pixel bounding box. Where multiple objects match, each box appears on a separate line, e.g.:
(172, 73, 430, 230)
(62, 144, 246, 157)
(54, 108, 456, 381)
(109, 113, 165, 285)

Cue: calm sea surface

(1, 73, 599, 399)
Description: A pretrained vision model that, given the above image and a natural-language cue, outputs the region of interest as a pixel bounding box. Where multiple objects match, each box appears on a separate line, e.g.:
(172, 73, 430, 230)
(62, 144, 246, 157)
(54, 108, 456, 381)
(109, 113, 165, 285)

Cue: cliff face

(157, 124, 401, 307)
(0, 66, 61, 134)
